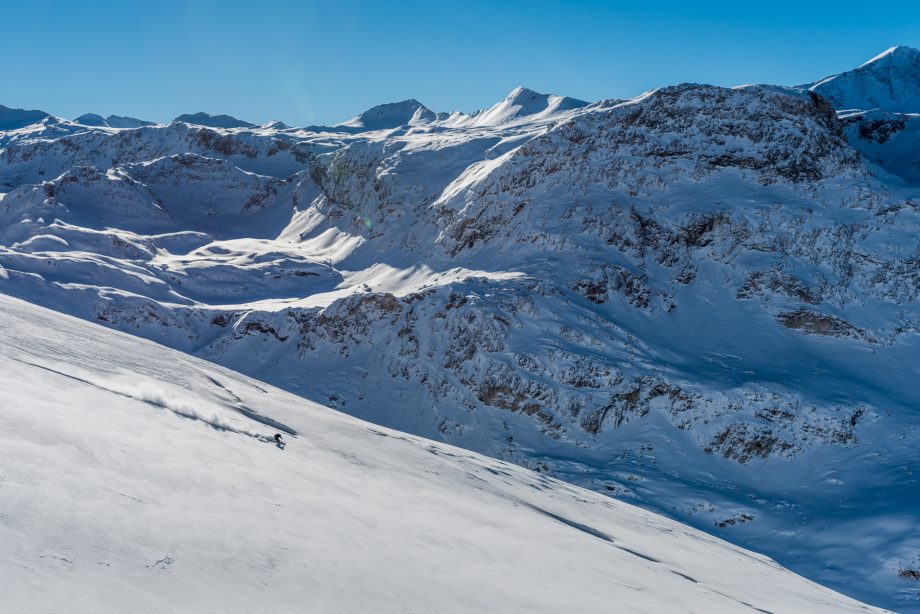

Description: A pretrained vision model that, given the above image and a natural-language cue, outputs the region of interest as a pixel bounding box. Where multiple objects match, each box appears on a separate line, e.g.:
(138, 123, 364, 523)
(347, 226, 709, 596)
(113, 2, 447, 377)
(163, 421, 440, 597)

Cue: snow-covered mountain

(336, 99, 442, 130)
(807, 46, 920, 113)
(0, 293, 882, 613)
(0, 104, 50, 131)
(74, 113, 155, 128)
(173, 111, 256, 129)
(3, 48, 920, 611)
(449, 85, 589, 127)
(808, 45, 920, 186)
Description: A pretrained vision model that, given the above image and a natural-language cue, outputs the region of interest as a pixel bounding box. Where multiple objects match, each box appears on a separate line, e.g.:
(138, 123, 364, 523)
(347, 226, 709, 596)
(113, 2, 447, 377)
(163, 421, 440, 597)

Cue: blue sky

(3, 0, 919, 126)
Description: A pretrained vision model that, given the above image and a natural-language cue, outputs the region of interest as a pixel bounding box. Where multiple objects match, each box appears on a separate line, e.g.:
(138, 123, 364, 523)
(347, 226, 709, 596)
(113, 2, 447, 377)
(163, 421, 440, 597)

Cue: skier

(274, 433, 286, 449)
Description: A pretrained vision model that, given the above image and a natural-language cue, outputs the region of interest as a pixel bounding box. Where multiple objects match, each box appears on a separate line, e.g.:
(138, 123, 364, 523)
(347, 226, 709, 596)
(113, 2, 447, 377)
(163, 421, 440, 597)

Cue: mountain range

(3, 45, 920, 611)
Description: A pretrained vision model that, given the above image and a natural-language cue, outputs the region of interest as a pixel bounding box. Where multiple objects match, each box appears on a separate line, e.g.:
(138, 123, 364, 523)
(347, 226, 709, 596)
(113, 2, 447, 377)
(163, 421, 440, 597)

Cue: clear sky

(3, 0, 919, 126)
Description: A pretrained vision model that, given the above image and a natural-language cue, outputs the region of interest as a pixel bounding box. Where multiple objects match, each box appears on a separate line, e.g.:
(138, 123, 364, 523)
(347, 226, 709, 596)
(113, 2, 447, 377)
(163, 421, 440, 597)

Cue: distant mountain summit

(73, 113, 108, 127)
(492, 86, 588, 120)
(261, 119, 291, 130)
(336, 99, 438, 130)
(0, 104, 51, 131)
(172, 112, 256, 129)
(443, 86, 590, 128)
(807, 45, 920, 112)
(73, 113, 155, 128)
(106, 114, 156, 128)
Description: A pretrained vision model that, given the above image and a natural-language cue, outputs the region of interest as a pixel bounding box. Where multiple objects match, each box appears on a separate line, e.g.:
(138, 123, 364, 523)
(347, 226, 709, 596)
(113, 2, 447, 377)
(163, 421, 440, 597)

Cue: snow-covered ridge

(336, 99, 441, 130)
(75, 113, 155, 128)
(172, 111, 256, 129)
(0, 103, 51, 131)
(0, 293, 883, 613)
(0, 85, 591, 142)
(328, 87, 589, 132)
(3, 48, 920, 611)
(437, 86, 590, 128)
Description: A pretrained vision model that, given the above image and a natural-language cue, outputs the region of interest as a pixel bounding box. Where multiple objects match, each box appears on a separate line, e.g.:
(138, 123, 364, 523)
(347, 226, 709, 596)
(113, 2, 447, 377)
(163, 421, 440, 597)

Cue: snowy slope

(3, 50, 920, 611)
(0, 293, 881, 614)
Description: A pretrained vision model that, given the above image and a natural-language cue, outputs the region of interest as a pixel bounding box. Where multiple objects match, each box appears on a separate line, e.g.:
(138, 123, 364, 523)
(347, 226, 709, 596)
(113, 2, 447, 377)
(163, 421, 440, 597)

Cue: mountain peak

(506, 85, 587, 106)
(106, 115, 155, 129)
(0, 104, 52, 131)
(458, 87, 588, 127)
(261, 119, 291, 130)
(336, 99, 436, 131)
(506, 86, 540, 100)
(859, 45, 920, 68)
(74, 113, 108, 127)
(807, 45, 920, 113)
(172, 112, 256, 129)
(75, 113, 155, 128)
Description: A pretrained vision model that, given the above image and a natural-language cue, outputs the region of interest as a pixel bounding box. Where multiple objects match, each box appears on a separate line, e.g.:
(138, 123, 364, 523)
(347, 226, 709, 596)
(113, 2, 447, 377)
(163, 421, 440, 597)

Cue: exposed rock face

(3, 62, 920, 609)
(776, 308, 868, 340)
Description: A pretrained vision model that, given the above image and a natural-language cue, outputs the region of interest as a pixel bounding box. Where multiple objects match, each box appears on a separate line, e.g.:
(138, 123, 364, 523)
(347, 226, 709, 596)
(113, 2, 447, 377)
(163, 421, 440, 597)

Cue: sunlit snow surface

(0, 294, 882, 613)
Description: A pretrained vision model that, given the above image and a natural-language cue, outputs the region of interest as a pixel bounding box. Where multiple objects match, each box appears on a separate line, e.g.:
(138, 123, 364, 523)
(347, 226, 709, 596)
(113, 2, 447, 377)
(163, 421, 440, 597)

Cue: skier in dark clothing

(274, 433, 286, 449)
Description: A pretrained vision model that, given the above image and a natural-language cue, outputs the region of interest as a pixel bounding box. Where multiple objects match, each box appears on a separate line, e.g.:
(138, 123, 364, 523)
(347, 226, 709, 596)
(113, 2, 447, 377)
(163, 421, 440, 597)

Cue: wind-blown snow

(0, 294, 881, 613)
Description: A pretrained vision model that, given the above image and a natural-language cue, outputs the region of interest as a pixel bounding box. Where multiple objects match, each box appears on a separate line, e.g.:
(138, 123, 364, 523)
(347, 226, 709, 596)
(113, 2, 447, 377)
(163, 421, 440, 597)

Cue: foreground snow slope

(0, 294, 880, 614)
